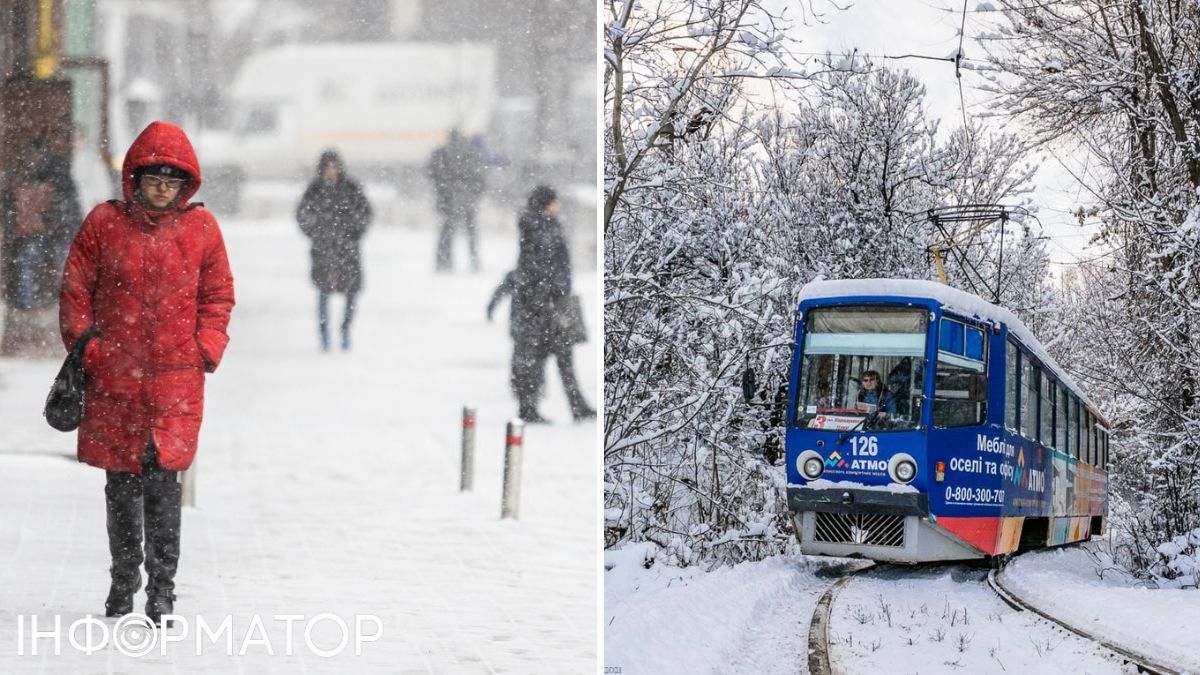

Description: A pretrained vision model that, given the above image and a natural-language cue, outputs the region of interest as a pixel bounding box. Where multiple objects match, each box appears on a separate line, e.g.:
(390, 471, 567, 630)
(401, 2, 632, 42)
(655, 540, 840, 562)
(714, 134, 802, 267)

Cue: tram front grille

(813, 512, 905, 548)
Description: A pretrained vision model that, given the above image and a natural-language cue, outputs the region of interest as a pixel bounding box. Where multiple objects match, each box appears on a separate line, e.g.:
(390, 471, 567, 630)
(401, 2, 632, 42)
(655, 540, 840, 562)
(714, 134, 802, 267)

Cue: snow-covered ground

(1003, 545, 1200, 672)
(605, 542, 1200, 674)
(0, 214, 598, 672)
(604, 545, 844, 674)
(829, 564, 1122, 674)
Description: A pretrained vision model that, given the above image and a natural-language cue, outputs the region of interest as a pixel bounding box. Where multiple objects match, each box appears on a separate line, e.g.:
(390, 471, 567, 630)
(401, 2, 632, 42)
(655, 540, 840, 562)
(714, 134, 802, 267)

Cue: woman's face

(861, 374, 879, 391)
(138, 174, 184, 209)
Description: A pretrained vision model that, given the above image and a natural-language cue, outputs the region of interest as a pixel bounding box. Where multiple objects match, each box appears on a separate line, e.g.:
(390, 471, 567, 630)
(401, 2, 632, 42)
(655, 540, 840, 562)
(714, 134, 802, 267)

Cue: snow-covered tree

(604, 0, 815, 233)
(984, 0, 1200, 579)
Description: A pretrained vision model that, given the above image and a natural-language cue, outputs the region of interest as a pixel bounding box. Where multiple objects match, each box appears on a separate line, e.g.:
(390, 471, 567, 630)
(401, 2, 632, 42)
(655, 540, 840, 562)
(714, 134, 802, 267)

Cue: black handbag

(556, 294, 587, 345)
(44, 326, 99, 432)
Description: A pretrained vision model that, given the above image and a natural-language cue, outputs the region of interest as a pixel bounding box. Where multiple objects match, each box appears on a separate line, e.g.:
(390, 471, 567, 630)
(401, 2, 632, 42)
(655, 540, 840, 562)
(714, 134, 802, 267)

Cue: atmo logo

(15, 613, 384, 657)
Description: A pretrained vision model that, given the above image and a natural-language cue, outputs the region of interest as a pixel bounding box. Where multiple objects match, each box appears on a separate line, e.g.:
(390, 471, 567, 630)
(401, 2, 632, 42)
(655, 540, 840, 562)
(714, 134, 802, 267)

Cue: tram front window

(795, 306, 927, 431)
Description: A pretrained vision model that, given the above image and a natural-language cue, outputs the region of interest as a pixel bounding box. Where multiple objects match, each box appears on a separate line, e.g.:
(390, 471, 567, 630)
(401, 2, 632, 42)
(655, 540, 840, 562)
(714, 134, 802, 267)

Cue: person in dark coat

(486, 270, 516, 324)
(1, 139, 82, 310)
(297, 150, 372, 351)
(509, 185, 595, 423)
(60, 120, 235, 625)
(428, 129, 485, 272)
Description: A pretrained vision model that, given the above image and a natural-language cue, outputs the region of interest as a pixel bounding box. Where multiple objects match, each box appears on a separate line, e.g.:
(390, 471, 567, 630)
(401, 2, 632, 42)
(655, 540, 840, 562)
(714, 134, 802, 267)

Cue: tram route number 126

(849, 436, 878, 456)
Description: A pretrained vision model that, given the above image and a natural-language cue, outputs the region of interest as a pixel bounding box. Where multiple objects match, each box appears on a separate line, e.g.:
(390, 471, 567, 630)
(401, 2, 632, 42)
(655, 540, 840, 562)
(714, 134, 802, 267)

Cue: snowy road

(0, 217, 598, 673)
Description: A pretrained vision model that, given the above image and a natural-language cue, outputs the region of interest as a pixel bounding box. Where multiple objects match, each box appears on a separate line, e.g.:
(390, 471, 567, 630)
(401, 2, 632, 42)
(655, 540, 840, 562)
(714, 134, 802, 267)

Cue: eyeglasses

(141, 175, 185, 190)
(861, 376, 877, 382)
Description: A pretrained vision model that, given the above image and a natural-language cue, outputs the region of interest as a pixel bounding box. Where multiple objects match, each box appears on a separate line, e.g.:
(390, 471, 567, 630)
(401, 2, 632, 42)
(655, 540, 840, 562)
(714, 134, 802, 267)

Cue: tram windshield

(795, 306, 927, 431)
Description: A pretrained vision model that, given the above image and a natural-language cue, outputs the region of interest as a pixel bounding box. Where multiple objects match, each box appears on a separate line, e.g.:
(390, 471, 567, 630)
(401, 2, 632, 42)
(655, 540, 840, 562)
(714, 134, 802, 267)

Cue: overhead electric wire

(800, 3, 1099, 273)
(956, 0, 970, 131)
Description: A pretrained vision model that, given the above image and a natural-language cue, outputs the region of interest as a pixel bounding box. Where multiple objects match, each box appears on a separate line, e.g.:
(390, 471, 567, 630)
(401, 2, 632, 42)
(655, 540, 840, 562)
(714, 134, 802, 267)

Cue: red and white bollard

(181, 463, 196, 508)
(460, 406, 476, 491)
(501, 419, 524, 520)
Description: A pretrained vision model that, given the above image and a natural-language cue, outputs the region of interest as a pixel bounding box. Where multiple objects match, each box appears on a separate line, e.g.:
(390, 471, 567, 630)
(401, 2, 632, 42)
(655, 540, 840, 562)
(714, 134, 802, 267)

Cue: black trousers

(511, 338, 588, 415)
(317, 289, 358, 347)
(435, 205, 479, 270)
(105, 443, 182, 604)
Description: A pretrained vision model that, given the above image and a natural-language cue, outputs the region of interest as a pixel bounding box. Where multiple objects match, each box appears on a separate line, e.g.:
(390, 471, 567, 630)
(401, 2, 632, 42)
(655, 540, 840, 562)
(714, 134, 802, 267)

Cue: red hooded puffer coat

(59, 121, 235, 473)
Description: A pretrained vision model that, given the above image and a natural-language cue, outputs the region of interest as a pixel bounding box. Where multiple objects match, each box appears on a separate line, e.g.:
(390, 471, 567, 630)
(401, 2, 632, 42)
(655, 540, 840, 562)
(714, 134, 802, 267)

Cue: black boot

(143, 466, 181, 626)
(318, 292, 331, 352)
(104, 473, 144, 617)
(554, 348, 594, 421)
(519, 408, 551, 424)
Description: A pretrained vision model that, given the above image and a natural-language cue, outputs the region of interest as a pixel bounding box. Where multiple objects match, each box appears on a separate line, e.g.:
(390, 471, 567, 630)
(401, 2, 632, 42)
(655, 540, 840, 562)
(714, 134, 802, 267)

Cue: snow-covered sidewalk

(0, 218, 598, 673)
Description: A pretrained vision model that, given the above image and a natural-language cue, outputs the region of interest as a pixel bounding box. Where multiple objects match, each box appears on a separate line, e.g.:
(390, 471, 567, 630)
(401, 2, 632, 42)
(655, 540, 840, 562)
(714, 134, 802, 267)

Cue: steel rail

(807, 564, 875, 675)
(987, 568, 1181, 675)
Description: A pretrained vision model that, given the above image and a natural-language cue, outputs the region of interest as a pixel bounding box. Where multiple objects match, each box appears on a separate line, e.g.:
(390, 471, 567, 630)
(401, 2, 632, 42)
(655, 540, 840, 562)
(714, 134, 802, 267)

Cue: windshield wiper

(836, 381, 901, 444)
(837, 409, 881, 444)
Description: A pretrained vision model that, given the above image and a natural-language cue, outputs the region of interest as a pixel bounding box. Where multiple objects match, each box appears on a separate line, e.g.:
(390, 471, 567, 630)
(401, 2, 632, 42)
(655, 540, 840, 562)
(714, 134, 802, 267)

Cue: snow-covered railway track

(806, 563, 876, 675)
(811, 561, 1171, 674)
(987, 568, 1180, 675)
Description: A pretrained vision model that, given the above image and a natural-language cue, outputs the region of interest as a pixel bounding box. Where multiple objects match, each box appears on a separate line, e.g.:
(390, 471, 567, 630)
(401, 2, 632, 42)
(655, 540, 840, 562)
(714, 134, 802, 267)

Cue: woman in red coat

(59, 120, 235, 624)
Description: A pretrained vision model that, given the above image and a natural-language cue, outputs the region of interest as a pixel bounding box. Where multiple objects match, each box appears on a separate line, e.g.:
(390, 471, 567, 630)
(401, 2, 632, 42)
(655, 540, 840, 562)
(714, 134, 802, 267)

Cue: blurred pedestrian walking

(508, 185, 594, 423)
(1, 137, 82, 311)
(428, 129, 485, 272)
(297, 150, 372, 352)
(59, 120, 235, 625)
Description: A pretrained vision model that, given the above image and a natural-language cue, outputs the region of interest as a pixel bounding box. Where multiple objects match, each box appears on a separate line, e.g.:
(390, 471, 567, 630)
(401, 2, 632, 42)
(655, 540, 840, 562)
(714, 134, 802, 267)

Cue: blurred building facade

(95, 0, 596, 192)
(0, 0, 103, 355)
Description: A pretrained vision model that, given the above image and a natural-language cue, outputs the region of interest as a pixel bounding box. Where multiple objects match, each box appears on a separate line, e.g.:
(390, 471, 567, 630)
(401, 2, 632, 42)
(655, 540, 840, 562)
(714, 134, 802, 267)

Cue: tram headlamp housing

(797, 450, 824, 480)
(888, 453, 918, 484)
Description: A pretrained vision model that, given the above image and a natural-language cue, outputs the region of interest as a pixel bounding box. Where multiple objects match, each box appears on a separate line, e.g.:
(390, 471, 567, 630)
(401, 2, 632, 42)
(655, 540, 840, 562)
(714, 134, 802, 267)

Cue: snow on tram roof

(797, 278, 1097, 413)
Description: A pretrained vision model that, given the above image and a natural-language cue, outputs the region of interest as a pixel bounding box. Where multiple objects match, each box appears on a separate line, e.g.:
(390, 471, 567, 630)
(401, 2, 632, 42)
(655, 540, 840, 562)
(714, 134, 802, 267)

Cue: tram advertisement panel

(926, 425, 1052, 518)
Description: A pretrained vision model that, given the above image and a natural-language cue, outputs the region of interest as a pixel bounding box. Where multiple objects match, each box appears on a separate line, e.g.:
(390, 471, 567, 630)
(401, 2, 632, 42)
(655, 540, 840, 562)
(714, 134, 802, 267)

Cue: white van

(202, 42, 497, 209)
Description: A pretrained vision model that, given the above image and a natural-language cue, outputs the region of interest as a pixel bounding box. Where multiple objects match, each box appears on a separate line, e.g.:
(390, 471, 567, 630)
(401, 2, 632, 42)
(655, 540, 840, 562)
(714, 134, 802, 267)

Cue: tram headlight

(888, 452, 918, 484)
(797, 450, 824, 480)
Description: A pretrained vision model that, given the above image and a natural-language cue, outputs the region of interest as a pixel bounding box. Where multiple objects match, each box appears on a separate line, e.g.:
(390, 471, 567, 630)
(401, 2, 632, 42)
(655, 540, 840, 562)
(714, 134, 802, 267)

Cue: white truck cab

(200, 42, 496, 211)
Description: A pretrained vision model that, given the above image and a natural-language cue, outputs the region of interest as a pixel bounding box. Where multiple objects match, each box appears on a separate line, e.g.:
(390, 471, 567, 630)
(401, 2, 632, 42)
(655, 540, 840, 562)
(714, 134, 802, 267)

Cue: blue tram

(783, 279, 1110, 563)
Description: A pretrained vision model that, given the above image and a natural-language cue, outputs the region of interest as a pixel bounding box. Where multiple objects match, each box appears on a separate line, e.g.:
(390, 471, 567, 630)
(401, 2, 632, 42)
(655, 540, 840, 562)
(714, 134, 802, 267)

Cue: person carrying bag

(44, 326, 99, 431)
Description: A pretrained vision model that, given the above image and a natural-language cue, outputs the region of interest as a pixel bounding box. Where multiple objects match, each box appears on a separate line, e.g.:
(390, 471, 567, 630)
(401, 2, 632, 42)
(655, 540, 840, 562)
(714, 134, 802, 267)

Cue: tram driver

(856, 370, 896, 418)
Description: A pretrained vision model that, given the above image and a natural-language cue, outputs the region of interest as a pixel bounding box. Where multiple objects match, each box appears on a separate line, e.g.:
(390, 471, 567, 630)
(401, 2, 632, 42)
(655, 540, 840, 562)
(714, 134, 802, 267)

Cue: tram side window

(1058, 385, 1070, 457)
(1040, 376, 1053, 447)
(1071, 397, 1082, 463)
(1089, 410, 1099, 461)
(934, 319, 987, 427)
(1022, 361, 1038, 439)
(1005, 341, 1019, 431)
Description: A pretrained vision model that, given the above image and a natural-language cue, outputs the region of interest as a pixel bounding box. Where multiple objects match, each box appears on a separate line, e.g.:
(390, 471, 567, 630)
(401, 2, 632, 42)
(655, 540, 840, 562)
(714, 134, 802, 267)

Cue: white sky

(781, 0, 1107, 272)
